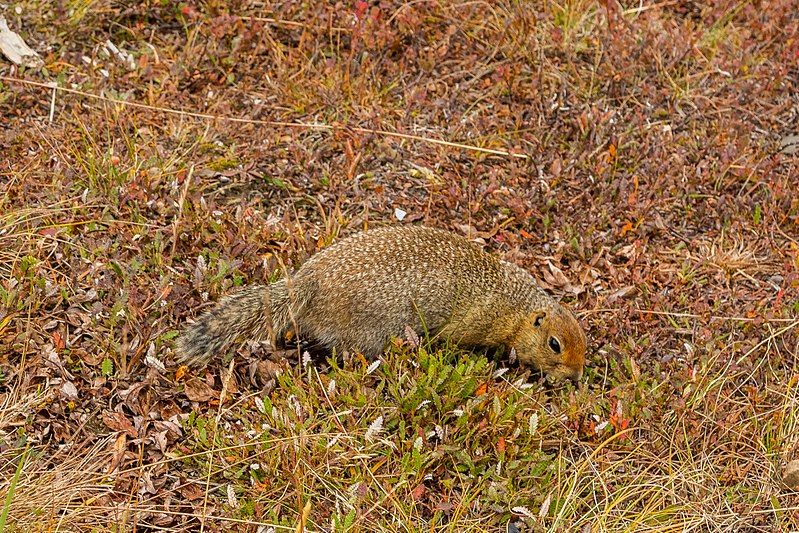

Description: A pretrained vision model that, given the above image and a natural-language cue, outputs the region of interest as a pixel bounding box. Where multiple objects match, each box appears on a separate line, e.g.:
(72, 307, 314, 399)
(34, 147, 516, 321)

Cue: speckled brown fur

(176, 226, 587, 380)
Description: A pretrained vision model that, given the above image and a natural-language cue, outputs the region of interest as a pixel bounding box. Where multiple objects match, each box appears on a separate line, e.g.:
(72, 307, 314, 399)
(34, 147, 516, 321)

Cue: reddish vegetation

(1, 0, 798, 530)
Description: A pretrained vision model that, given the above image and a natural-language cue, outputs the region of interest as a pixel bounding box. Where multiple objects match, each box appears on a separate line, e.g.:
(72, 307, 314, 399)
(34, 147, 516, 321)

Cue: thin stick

(251, 16, 350, 33)
(1, 76, 529, 159)
(634, 308, 797, 323)
(48, 82, 57, 123)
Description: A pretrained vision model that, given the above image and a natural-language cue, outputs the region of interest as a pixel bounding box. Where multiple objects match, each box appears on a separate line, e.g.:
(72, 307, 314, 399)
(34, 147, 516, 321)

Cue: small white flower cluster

(364, 415, 384, 443)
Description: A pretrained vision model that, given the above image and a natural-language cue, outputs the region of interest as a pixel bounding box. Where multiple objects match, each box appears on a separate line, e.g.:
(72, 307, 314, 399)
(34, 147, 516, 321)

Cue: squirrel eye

(548, 337, 561, 354)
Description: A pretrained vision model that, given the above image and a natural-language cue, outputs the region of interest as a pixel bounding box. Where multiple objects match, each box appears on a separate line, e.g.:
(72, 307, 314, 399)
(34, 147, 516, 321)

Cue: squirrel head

(513, 306, 586, 381)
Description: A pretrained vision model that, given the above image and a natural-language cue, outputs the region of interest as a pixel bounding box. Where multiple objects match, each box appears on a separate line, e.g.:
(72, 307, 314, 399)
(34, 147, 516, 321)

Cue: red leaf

(53, 331, 65, 350)
(355, 0, 368, 20)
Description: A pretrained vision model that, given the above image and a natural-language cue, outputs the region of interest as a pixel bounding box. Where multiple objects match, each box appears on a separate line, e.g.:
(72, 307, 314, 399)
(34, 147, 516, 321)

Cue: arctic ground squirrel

(176, 226, 587, 380)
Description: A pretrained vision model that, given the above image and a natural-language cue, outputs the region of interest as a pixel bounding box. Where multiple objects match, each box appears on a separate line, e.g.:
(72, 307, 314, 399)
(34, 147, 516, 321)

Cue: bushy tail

(175, 284, 277, 366)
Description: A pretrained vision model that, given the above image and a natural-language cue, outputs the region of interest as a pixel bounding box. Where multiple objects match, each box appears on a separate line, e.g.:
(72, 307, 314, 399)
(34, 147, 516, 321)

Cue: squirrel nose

(547, 366, 583, 381)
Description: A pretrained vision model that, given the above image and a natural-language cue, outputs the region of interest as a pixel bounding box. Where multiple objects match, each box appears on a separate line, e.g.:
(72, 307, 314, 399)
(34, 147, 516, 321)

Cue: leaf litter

(1, 0, 799, 531)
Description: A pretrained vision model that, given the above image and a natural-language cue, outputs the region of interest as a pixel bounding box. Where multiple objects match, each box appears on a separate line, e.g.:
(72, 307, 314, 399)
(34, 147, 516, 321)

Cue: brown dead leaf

(151, 428, 168, 452)
(152, 419, 183, 448)
(76, 347, 104, 366)
(607, 285, 636, 303)
(118, 382, 150, 414)
(435, 501, 454, 513)
(404, 324, 420, 348)
(544, 261, 572, 288)
(542, 261, 584, 294)
(183, 377, 216, 402)
(179, 481, 205, 501)
(252, 358, 284, 383)
(106, 432, 127, 474)
(102, 410, 139, 438)
(452, 223, 503, 240)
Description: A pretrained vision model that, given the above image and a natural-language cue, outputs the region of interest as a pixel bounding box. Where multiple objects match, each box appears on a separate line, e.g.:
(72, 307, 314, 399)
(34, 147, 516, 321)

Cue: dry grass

(1, 0, 799, 531)
(0, 387, 115, 531)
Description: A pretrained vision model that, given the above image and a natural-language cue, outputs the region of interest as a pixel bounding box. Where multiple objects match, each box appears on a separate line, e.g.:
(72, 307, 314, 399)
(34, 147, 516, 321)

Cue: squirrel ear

(531, 311, 546, 327)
